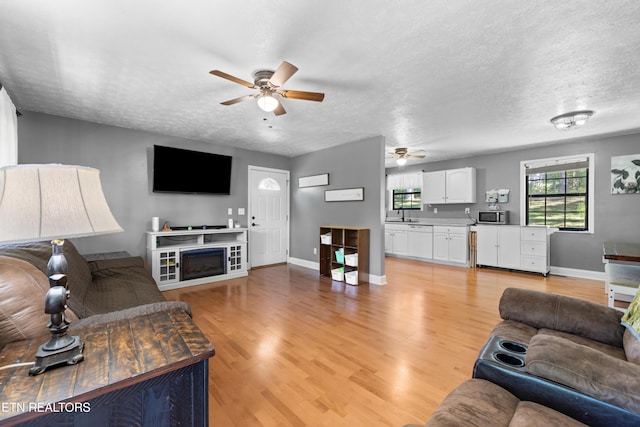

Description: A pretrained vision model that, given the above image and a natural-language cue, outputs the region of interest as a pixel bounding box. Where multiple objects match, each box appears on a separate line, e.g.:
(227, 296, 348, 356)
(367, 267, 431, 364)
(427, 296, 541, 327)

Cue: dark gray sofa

(0, 240, 189, 348)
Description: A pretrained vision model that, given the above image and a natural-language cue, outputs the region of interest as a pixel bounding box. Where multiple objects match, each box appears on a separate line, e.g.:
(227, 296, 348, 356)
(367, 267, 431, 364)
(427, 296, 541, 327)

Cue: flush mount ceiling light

(550, 110, 594, 131)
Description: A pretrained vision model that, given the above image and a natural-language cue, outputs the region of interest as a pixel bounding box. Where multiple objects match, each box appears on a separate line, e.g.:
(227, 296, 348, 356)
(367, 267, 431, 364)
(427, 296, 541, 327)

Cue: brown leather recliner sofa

(0, 240, 189, 349)
(409, 287, 640, 427)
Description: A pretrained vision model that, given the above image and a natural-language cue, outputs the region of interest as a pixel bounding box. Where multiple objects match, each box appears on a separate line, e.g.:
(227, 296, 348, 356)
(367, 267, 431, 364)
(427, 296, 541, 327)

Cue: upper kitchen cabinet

(422, 167, 476, 204)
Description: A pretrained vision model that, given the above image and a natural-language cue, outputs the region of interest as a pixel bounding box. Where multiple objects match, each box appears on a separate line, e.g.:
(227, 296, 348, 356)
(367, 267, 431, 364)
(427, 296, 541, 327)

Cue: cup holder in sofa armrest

(499, 340, 527, 353)
(476, 336, 528, 372)
(493, 352, 525, 367)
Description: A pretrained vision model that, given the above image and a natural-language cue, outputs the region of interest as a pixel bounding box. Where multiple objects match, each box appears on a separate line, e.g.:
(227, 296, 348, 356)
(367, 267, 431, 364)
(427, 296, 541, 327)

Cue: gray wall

(290, 136, 386, 278)
(17, 112, 290, 256)
(386, 133, 640, 272)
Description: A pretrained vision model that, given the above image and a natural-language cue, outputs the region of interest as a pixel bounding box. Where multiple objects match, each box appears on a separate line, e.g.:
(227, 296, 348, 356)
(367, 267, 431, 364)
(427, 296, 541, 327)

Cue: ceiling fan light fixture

(550, 110, 594, 131)
(257, 94, 279, 112)
(396, 157, 407, 166)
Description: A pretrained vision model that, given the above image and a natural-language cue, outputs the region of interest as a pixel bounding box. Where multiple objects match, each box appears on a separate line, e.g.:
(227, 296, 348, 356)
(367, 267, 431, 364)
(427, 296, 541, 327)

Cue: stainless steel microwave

(478, 210, 509, 224)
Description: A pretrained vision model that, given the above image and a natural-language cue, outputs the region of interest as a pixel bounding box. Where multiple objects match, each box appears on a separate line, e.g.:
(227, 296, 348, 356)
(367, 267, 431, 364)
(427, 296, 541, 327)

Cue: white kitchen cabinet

(385, 224, 408, 256)
(475, 225, 555, 275)
(433, 226, 468, 265)
(407, 225, 433, 259)
(520, 227, 553, 276)
(422, 171, 447, 204)
(422, 167, 476, 204)
(476, 225, 521, 269)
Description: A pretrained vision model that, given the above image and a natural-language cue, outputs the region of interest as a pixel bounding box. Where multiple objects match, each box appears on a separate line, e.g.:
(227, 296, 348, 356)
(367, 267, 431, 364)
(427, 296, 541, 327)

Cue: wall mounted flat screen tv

(153, 145, 232, 195)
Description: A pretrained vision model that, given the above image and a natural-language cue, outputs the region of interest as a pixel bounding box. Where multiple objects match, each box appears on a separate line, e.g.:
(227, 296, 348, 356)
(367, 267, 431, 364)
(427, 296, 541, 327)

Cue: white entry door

(248, 166, 289, 268)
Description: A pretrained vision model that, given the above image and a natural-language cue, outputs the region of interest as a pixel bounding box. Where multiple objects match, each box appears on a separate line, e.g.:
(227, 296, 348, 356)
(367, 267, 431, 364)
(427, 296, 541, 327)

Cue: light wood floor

(163, 257, 606, 427)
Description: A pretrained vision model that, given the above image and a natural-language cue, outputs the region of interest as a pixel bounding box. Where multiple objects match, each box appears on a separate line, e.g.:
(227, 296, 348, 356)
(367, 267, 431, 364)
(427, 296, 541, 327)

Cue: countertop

(385, 218, 475, 227)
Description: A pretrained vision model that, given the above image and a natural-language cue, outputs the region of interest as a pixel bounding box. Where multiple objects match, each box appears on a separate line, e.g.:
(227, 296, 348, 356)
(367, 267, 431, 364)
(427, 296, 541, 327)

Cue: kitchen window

(392, 188, 422, 210)
(520, 153, 594, 232)
(387, 172, 423, 211)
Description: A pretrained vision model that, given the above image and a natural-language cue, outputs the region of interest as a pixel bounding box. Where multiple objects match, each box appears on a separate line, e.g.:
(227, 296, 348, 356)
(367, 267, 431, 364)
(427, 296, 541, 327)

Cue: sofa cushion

(422, 379, 586, 427)
(82, 257, 165, 316)
(0, 255, 78, 347)
(0, 240, 92, 318)
(538, 328, 627, 360)
(526, 334, 640, 414)
(499, 287, 624, 347)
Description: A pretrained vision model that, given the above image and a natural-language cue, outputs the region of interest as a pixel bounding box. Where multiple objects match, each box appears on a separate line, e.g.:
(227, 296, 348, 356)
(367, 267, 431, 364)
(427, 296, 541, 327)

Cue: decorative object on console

(611, 153, 640, 194)
(0, 164, 123, 375)
(549, 110, 594, 130)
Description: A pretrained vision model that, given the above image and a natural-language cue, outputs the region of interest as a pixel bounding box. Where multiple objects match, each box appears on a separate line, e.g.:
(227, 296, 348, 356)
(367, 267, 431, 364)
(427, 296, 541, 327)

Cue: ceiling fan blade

(278, 89, 325, 102)
(220, 95, 255, 105)
(269, 61, 299, 87)
(209, 70, 256, 88)
(408, 154, 426, 158)
(273, 101, 287, 116)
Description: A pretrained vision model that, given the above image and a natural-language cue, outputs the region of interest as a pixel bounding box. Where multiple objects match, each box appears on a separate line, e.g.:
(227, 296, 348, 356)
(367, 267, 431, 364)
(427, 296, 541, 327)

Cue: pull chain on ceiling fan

(209, 61, 325, 116)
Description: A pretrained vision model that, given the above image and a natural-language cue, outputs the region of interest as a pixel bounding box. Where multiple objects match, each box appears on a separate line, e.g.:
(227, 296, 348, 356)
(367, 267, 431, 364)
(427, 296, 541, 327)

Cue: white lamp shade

(396, 157, 407, 166)
(0, 164, 123, 244)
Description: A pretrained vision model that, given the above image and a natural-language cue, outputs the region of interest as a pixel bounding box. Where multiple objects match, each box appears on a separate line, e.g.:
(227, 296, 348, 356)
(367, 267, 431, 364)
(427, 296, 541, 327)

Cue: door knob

(252, 223, 259, 226)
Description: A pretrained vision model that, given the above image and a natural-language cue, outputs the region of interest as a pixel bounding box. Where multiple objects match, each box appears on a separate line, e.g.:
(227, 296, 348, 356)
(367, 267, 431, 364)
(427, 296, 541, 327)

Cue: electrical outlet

(434, 208, 438, 214)
(313, 247, 317, 255)
(465, 208, 470, 214)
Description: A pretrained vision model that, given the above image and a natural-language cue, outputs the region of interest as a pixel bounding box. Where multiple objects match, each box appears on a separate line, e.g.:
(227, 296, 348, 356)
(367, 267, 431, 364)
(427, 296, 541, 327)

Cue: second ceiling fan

(210, 61, 325, 116)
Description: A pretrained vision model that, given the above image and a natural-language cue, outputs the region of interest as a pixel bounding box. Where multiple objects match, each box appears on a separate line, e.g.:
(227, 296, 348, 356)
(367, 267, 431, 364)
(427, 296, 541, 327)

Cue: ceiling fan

(388, 147, 426, 165)
(209, 61, 325, 116)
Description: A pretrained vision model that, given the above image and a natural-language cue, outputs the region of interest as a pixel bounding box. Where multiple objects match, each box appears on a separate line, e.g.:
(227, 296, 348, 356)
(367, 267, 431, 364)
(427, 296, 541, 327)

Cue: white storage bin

(331, 267, 344, 281)
(345, 270, 358, 285)
(345, 253, 358, 267)
(321, 233, 332, 245)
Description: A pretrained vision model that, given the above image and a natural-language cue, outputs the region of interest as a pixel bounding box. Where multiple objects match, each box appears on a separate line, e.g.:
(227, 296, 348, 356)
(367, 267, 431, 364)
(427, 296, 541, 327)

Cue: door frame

(247, 165, 290, 269)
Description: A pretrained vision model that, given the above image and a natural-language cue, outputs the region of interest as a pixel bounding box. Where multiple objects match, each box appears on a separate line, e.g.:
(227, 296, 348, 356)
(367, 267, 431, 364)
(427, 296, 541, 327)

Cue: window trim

(519, 153, 595, 234)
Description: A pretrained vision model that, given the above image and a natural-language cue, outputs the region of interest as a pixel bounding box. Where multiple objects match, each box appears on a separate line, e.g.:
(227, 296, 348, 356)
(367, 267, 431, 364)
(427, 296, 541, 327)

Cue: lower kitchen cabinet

(476, 225, 521, 269)
(433, 226, 468, 265)
(476, 225, 555, 275)
(407, 225, 433, 259)
(385, 224, 408, 256)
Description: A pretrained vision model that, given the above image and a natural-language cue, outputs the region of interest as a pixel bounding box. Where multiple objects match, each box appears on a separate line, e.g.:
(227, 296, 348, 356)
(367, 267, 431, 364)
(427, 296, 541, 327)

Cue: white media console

(146, 227, 248, 291)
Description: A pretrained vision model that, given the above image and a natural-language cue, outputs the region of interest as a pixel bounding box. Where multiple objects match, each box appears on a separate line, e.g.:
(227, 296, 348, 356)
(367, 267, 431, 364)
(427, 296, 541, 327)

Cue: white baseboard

(288, 257, 319, 270)
(288, 257, 387, 285)
(549, 266, 605, 281)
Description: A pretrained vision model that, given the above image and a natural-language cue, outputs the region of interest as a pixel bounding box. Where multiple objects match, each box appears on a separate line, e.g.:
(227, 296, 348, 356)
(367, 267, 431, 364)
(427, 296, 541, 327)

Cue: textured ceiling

(1, 1, 640, 167)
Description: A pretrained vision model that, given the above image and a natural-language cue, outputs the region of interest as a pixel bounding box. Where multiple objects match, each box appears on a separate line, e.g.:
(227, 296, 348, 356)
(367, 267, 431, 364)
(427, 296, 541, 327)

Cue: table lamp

(0, 164, 123, 375)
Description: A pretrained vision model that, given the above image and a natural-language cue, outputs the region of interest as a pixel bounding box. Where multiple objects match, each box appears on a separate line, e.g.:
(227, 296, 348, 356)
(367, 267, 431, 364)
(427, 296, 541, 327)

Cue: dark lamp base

(29, 336, 84, 376)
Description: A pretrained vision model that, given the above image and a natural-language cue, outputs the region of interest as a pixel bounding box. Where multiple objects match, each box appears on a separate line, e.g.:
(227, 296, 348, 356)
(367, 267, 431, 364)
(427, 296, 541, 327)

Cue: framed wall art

(611, 154, 640, 194)
(324, 187, 364, 202)
(298, 173, 329, 188)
